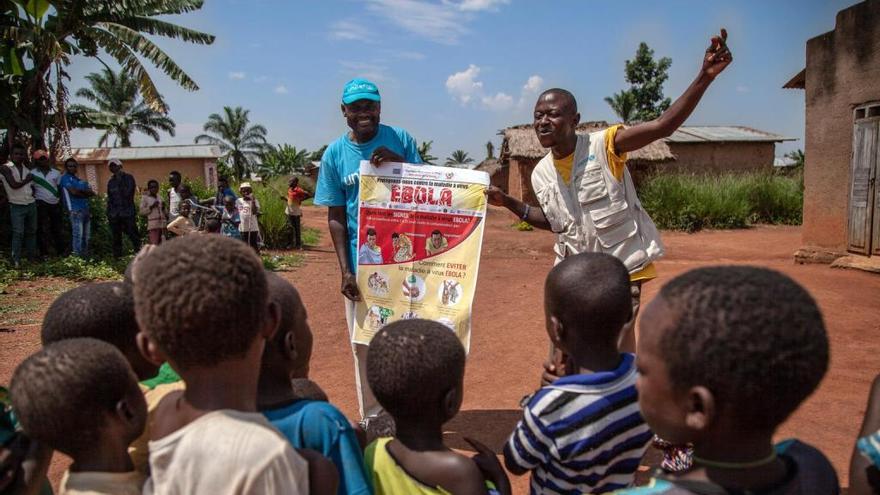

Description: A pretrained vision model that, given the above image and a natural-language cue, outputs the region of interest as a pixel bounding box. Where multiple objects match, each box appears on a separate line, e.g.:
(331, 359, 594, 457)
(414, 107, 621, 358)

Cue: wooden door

(848, 119, 879, 255)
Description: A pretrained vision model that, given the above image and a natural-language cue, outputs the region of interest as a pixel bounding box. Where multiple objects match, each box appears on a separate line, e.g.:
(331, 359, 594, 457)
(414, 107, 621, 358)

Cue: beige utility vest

(530, 130, 664, 272)
(0, 162, 35, 206)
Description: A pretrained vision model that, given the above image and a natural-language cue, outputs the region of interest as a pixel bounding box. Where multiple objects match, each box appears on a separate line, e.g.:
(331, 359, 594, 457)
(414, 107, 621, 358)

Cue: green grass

(0, 256, 126, 291)
(261, 253, 305, 271)
(639, 172, 803, 232)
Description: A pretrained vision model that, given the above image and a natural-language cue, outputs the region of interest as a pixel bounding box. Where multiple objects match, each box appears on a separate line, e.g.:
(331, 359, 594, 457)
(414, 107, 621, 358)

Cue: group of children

(1, 232, 878, 494)
(139, 176, 263, 251)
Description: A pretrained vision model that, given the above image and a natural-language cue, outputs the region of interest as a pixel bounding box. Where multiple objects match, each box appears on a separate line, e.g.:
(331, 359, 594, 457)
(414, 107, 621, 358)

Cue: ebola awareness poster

(353, 160, 489, 351)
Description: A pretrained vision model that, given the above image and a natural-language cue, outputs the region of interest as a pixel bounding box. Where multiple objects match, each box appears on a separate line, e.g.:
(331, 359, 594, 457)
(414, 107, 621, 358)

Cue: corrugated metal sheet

(666, 126, 796, 143)
(69, 145, 222, 162)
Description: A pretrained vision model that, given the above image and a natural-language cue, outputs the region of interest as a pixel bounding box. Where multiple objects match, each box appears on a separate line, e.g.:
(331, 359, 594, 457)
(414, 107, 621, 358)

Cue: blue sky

(69, 0, 858, 163)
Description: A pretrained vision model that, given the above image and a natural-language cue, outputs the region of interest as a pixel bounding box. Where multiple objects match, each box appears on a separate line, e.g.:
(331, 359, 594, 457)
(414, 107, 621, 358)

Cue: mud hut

(785, 0, 880, 268)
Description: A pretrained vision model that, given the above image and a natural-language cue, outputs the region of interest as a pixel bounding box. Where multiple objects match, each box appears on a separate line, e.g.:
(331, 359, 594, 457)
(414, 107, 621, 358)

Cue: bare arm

(0, 166, 31, 189)
(328, 206, 361, 301)
(850, 374, 880, 495)
(487, 186, 552, 231)
(615, 29, 732, 154)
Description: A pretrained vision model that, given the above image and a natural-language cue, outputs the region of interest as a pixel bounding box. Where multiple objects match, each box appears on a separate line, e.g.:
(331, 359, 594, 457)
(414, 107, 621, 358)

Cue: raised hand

(701, 28, 732, 79)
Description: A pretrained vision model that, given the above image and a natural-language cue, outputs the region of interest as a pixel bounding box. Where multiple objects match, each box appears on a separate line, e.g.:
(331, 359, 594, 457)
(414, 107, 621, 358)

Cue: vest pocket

(577, 168, 607, 205)
(537, 184, 573, 234)
(589, 201, 638, 248)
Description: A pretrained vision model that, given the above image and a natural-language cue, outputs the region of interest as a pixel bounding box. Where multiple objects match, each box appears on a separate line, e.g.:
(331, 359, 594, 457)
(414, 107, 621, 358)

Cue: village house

(68, 144, 222, 195)
(785, 0, 880, 268)
(493, 122, 789, 204)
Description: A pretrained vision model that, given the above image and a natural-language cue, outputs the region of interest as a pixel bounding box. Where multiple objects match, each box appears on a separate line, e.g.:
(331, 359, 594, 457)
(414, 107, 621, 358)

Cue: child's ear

(283, 331, 298, 363)
(442, 386, 464, 420)
(262, 301, 281, 341)
(684, 385, 715, 432)
(136, 331, 165, 367)
(548, 315, 564, 346)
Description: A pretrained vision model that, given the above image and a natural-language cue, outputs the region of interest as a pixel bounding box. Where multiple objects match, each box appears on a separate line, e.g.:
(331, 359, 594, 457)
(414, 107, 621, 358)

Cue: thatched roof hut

(500, 121, 675, 164)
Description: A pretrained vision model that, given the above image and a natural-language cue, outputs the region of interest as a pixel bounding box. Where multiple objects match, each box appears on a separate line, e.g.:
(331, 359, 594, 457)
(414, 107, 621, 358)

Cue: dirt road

(1, 205, 878, 491)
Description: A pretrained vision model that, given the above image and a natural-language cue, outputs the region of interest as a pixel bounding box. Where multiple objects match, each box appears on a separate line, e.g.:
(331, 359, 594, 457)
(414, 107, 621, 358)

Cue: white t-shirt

(169, 187, 181, 217)
(59, 469, 145, 495)
(236, 197, 261, 232)
(143, 410, 308, 495)
(30, 168, 62, 204)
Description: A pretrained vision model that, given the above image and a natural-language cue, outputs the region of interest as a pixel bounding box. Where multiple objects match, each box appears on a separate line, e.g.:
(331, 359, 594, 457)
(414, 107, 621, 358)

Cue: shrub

(639, 172, 803, 232)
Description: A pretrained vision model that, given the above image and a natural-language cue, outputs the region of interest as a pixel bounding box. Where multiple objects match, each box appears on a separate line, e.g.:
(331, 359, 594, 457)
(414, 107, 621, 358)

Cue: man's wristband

(521, 204, 530, 220)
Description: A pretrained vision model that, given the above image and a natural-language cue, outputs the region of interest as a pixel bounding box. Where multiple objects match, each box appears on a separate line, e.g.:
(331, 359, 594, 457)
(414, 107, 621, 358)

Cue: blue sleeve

(299, 403, 372, 495)
(503, 405, 552, 472)
(314, 145, 346, 207)
(399, 129, 422, 164)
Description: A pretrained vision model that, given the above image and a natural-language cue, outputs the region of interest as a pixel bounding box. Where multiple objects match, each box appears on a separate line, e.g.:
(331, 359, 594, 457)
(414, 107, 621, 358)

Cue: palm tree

(2, 0, 214, 148)
(604, 90, 638, 124)
(418, 140, 437, 165)
(69, 68, 175, 147)
(445, 150, 474, 168)
(258, 144, 310, 179)
(195, 107, 269, 180)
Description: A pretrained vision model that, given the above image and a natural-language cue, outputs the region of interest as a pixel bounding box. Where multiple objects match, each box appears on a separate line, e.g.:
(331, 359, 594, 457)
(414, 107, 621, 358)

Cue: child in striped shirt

(504, 253, 652, 494)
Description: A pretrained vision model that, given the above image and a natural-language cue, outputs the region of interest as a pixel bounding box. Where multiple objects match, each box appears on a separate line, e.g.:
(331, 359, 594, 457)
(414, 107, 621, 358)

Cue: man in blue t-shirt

(59, 158, 95, 257)
(314, 78, 421, 433)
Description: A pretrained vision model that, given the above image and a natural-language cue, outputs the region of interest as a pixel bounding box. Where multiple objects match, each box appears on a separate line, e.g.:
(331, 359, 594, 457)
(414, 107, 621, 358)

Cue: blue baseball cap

(342, 78, 380, 105)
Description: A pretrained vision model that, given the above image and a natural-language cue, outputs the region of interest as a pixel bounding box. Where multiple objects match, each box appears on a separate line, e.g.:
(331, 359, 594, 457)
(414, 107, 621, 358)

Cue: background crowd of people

(1, 143, 312, 266)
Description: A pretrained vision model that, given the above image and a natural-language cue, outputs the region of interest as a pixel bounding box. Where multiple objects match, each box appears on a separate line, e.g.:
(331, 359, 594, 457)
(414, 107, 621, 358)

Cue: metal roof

(69, 145, 222, 163)
(665, 126, 796, 143)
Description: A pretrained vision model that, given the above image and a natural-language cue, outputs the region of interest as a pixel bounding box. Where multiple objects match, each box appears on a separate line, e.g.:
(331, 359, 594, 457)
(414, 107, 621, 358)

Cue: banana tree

(1, 0, 214, 149)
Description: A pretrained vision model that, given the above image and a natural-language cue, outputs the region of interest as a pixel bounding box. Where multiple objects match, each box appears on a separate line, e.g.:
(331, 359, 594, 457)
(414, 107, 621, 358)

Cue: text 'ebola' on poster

(353, 160, 489, 351)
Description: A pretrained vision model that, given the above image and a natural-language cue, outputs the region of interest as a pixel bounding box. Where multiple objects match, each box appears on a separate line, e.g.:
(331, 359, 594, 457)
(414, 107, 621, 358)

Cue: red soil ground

(1, 205, 878, 492)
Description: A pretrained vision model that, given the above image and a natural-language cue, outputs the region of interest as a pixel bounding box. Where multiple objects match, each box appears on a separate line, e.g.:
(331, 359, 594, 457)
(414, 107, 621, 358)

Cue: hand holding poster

(353, 160, 489, 350)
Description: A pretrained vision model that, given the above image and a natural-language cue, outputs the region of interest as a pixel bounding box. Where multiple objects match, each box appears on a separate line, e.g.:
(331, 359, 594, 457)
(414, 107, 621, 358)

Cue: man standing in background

(30, 150, 65, 257)
(106, 158, 141, 257)
(0, 143, 36, 266)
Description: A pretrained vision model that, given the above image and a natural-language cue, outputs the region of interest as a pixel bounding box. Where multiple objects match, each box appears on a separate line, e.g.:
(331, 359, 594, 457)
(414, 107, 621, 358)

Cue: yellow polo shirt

(553, 125, 656, 282)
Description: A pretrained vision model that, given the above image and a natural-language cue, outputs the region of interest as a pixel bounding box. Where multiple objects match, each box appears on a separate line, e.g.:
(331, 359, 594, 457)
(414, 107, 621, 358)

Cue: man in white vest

(489, 29, 732, 357)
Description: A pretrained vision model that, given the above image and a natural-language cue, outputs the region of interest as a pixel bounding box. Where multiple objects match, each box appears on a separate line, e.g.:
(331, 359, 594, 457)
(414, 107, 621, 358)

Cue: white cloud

(481, 92, 513, 111)
(736, 85, 750, 93)
(446, 64, 483, 104)
(329, 19, 374, 42)
(366, 0, 468, 44)
(340, 60, 392, 84)
(274, 85, 288, 94)
(518, 74, 544, 107)
(228, 71, 246, 80)
(447, 66, 543, 112)
(454, 0, 510, 11)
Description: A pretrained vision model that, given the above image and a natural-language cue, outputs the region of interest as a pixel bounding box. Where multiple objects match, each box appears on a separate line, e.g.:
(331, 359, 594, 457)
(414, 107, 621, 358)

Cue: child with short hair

(619, 266, 839, 494)
(132, 235, 308, 494)
(40, 280, 183, 475)
(221, 195, 242, 240)
(10, 338, 148, 495)
(504, 253, 652, 494)
(236, 182, 261, 252)
(365, 319, 511, 495)
(259, 272, 370, 495)
(139, 179, 167, 245)
(165, 201, 196, 236)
